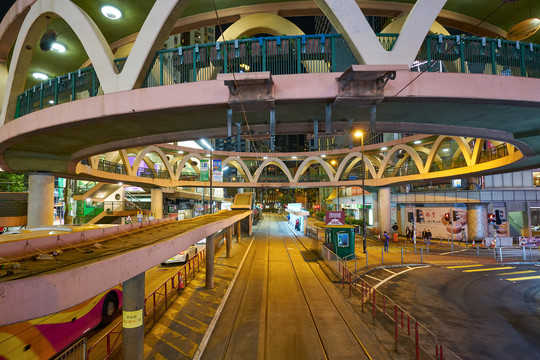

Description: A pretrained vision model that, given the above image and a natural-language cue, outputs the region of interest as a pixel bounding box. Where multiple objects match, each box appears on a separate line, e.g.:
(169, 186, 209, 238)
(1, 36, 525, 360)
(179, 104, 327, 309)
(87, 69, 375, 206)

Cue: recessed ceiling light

(381, 147, 388, 151)
(32, 72, 48, 80)
(51, 42, 66, 52)
(292, 156, 297, 159)
(206, 154, 211, 157)
(414, 140, 421, 144)
(263, 156, 268, 159)
(101, 5, 122, 20)
(177, 150, 184, 154)
(321, 154, 326, 158)
(442, 148, 450, 152)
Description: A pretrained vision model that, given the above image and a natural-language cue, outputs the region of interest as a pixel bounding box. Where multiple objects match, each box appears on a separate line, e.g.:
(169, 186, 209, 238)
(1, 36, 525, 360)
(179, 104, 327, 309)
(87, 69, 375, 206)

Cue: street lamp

(354, 130, 366, 253)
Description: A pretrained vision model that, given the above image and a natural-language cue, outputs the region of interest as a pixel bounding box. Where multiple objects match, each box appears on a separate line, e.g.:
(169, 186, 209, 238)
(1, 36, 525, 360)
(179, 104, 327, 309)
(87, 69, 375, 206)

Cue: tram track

(202, 214, 373, 360)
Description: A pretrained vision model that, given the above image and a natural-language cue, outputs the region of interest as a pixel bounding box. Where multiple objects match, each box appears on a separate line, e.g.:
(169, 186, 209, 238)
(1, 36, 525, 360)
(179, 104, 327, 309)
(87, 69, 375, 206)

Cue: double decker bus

(0, 286, 122, 360)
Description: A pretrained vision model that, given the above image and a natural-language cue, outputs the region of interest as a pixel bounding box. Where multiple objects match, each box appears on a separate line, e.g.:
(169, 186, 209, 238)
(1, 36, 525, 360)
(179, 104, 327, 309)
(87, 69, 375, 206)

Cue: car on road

(161, 245, 198, 265)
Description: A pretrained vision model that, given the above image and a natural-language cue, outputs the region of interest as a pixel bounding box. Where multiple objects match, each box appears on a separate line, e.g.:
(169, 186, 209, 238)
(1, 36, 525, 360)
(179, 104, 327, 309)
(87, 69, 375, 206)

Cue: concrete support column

(28, 173, 55, 226)
(371, 191, 379, 228)
(226, 226, 232, 258)
(122, 272, 145, 360)
(206, 234, 215, 289)
(151, 188, 163, 219)
(467, 203, 489, 241)
(236, 221, 241, 242)
(378, 187, 391, 235)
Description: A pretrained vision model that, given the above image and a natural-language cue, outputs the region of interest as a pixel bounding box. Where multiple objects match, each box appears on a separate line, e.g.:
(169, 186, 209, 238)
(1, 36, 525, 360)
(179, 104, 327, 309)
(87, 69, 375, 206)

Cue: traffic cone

(179, 275, 185, 290)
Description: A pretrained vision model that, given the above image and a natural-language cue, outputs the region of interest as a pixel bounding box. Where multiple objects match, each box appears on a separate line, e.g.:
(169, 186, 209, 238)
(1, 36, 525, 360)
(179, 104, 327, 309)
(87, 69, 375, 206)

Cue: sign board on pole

(325, 211, 345, 226)
(212, 159, 222, 182)
(149, 213, 154, 221)
(137, 211, 143, 219)
(200, 159, 209, 181)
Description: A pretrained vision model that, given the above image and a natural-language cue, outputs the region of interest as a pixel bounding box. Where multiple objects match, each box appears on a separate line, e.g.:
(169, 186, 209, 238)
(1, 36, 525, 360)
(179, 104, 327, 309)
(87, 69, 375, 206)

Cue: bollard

(420, 248, 423, 264)
(523, 246, 526, 261)
(440, 345, 444, 360)
(451, 243, 454, 255)
(394, 305, 398, 352)
(493, 246, 497, 260)
(427, 244, 429, 255)
(381, 248, 384, 265)
(499, 247, 503, 262)
(366, 250, 368, 268)
(477, 244, 480, 257)
(401, 248, 404, 263)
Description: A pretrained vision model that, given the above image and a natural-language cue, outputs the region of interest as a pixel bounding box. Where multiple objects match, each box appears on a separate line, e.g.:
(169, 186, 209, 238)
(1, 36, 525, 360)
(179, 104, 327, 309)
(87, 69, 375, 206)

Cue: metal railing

(87, 250, 206, 360)
(14, 34, 540, 119)
(56, 337, 87, 360)
(321, 245, 462, 360)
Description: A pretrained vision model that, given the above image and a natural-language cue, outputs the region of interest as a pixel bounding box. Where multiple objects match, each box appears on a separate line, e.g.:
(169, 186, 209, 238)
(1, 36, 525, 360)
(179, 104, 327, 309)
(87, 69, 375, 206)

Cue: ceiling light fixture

(381, 147, 388, 151)
(32, 72, 49, 80)
(414, 140, 421, 144)
(51, 42, 66, 52)
(101, 5, 122, 20)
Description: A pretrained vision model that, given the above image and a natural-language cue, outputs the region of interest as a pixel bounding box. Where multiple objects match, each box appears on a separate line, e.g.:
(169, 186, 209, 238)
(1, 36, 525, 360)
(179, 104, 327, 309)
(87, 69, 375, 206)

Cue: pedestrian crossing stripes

(505, 275, 540, 281)
(445, 264, 483, 269)
(463, 267, 515, 272)
(499, 270, 536, 276)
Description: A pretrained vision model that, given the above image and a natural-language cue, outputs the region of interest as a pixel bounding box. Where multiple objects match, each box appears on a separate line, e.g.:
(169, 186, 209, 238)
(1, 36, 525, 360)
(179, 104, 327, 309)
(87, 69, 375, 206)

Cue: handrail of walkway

(15, 34, 540, 119)
(322, 246, 462, 360)
(81, 142, 511, 183)
(87, 250, 206, 360)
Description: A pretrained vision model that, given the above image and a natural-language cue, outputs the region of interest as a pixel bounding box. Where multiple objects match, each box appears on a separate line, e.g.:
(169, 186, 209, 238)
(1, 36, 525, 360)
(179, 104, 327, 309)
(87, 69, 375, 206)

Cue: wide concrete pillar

(151, 188, 163, 219)
(467, 203, 489, 241)
(226, 226, 232, 258)
(371, 191, 379, 228)
(28, 173, 55, 226)
(378, 187, 391, 236)
(206, 234, 215, 289)
(122, 272, 145, 360)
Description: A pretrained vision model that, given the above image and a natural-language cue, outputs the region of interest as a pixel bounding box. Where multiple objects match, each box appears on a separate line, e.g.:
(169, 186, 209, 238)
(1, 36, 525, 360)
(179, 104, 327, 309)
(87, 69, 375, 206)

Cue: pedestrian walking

(426, 229, 432, 245)
(406, 226, 411, 242)
(422, 229, 427, 244)
(383, 231, 390, 252)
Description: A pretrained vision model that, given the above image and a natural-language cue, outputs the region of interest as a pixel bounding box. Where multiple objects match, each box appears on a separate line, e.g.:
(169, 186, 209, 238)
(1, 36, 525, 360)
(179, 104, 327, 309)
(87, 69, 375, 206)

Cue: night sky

(0, 0, 17, 23)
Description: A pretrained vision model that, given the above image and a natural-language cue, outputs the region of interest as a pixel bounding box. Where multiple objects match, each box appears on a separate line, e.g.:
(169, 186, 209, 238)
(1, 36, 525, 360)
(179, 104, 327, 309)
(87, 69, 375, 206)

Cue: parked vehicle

(161, 245, 198, 265)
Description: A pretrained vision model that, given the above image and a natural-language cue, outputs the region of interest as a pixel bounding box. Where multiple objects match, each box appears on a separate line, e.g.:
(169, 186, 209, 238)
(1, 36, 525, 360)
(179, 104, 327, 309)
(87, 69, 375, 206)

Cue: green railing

(15, 34, 540, 119)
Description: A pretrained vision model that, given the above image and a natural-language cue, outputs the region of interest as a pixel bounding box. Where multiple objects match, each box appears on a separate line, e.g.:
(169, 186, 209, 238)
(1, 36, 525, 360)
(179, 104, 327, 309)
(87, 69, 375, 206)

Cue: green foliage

(0, 172, 28, 192)
(315, 211, 325, 221)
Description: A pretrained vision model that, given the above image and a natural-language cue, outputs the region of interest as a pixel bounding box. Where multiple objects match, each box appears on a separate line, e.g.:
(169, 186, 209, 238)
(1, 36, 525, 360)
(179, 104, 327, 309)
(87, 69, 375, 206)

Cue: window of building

(533, 172, 540, 187)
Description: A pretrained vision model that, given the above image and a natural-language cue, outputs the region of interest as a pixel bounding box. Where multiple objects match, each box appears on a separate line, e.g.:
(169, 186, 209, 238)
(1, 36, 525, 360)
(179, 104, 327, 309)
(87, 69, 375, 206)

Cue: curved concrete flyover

(74, 137, 523, 189)
(0, 69, 538, 176)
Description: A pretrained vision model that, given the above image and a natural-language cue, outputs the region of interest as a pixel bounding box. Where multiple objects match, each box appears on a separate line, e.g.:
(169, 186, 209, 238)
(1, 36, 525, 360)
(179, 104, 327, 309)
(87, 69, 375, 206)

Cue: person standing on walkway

(426, 229, 432, 245)
(383, 231, 390, 252)
(422, 229, 427, 243)
(406, 226, 411, 242)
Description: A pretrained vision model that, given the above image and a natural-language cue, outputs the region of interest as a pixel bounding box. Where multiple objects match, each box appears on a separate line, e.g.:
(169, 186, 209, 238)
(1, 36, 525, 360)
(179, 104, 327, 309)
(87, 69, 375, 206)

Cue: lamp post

(354, 130, 366, 253)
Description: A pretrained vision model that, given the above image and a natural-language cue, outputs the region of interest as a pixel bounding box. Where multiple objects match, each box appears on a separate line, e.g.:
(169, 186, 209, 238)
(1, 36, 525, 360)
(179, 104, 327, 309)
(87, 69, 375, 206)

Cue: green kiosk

(322, 225, 356, 258)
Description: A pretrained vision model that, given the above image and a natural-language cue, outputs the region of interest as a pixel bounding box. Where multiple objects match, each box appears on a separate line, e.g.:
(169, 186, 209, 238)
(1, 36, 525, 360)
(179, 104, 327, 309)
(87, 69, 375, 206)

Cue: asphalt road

(370, 264, 540, 359)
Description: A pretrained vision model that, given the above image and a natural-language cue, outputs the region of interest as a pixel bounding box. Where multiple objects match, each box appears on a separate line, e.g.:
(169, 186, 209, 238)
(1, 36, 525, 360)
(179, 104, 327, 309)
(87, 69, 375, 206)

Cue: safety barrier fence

(321, 246, 462, 360)
(15, 34, 540, 119)
(86, 250, 206, 360)
(56, 337, 87, 360)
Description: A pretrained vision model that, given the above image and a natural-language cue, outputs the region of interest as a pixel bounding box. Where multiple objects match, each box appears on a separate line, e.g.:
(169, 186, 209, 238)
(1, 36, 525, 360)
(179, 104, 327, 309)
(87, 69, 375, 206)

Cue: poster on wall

(493, 207, 508, 236)
(200, 159, 209, 181)
(405, 207, 468, 241)
(212, 159, 222, 182)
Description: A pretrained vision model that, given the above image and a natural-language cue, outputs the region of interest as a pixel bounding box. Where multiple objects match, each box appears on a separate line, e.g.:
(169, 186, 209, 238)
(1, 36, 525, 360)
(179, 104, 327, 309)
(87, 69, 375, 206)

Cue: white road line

(383, 268, 396, 274)
(373, 265, 430, 290)
(440, 249, 468, 255)
(365, 274, 381, 282)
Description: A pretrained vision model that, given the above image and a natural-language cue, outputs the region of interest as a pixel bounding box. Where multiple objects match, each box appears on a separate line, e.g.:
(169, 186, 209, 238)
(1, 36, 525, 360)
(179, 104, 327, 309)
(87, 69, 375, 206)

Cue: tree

(0, 172, 28, 192)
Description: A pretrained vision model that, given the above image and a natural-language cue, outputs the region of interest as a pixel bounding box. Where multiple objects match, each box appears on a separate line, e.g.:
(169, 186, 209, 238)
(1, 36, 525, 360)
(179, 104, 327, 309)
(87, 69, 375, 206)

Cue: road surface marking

(463, 266, 514, 273)
(383, 268, 396, 274)
(440, 249, 468, 255)
(372, 265, 430, 290)
(446, 264, 483, 269)
(499, 270, 536, 275)
(505, 275, 540, 281)
(365, 274, 382, 282)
